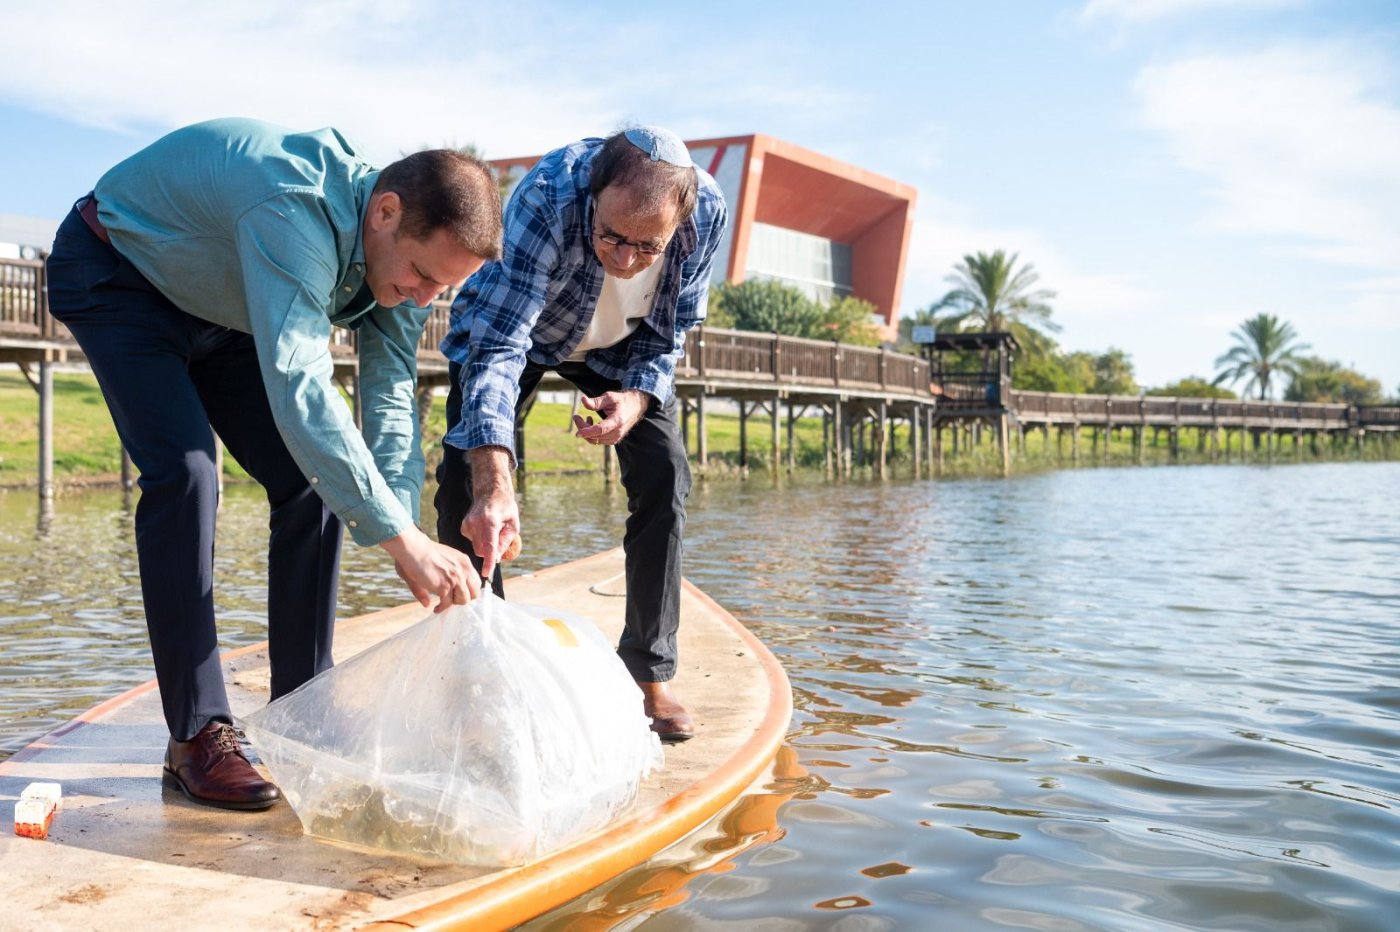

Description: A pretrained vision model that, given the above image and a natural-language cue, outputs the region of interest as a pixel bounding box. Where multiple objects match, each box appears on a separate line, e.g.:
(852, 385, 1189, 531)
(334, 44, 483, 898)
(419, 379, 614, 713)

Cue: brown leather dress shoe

(638, 680, 695, 743)
(163, 722, 281, 811)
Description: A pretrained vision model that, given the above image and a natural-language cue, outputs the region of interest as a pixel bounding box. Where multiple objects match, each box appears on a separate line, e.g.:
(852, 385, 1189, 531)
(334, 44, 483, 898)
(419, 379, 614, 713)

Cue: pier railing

(675, 327, 931, 395)
(0, 257, 55, 339)
(1007, 391, 1363, 430)
(4, 254, 1396, 432)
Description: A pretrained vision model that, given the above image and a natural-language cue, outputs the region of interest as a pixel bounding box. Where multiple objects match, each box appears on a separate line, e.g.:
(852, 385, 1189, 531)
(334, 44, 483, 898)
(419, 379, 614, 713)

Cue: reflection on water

(4, 462, 1400, 930)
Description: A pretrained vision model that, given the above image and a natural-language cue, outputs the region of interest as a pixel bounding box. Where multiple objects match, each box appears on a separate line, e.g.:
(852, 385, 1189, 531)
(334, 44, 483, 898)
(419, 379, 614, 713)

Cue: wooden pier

(3, 254, 1396, 494)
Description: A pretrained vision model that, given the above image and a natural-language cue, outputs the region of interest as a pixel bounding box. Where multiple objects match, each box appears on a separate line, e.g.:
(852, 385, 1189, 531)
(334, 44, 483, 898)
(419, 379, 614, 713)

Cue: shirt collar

(352, 170, 379, 268)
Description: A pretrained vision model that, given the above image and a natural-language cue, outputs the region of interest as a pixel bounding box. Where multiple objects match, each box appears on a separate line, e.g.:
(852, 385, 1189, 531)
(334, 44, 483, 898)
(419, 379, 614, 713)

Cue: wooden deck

(0, 549, 792, 930)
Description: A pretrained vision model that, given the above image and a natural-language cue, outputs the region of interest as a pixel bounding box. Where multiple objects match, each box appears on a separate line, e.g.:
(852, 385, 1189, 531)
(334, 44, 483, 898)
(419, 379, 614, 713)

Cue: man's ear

(367, 190, 402, 232)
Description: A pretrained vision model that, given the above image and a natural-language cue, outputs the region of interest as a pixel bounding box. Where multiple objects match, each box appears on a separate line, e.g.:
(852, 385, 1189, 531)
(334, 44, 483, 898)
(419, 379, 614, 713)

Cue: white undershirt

(568, 257, 667, 360)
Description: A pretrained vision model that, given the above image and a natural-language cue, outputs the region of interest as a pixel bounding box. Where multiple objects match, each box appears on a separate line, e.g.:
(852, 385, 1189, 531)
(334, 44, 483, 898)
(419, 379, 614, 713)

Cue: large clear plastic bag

(240, 594, 664, 866)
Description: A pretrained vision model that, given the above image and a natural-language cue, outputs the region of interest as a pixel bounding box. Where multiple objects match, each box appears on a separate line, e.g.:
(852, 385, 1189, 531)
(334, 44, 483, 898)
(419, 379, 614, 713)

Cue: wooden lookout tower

(921, 331, 1021, 473)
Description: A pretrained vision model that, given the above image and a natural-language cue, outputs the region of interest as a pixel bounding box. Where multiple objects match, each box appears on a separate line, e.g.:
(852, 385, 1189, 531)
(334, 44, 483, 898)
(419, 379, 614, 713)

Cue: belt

(78, 194, 111, 246)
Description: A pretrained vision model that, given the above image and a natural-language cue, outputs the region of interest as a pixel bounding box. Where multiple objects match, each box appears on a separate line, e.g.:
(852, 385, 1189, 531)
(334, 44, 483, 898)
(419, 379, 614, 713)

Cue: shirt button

(310, 476, 319, 484)
(348, 520, 358, 528)
(342, 286, 352, 293)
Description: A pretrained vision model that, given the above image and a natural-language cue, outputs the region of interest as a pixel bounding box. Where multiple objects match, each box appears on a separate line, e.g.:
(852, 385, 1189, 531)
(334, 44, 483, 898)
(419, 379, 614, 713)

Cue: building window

(744, 223, 852, 304)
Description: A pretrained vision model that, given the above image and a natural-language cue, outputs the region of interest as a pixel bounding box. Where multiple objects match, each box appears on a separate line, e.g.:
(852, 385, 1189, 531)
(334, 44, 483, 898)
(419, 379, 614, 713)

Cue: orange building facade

(489, 134, 917, 332)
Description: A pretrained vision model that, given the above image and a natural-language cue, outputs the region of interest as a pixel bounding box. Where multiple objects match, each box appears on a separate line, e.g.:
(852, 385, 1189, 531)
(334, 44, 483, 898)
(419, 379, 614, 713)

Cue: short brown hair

(375, 150, 504, 260)
(588, 132, 698, 222)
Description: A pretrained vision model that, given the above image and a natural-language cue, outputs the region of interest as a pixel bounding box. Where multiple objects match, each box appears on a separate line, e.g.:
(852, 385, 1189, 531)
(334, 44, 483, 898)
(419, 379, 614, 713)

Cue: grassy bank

(2, 369, 1392, 490)
(0, 369, 832, 489)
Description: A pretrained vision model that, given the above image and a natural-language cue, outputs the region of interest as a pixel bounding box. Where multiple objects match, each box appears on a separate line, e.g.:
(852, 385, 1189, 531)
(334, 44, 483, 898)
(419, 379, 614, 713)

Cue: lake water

(2, 461, 1398, 930)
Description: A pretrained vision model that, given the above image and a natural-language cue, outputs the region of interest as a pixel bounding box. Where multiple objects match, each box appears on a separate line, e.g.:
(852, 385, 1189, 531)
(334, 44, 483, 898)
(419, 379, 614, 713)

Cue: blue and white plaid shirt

(441, 138, 728, 452)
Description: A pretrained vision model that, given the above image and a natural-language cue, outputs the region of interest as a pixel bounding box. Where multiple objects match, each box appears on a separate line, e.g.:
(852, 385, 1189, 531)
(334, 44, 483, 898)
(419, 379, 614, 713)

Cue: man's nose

(613, 244, 638, 268)
(413, 282, 441, 306)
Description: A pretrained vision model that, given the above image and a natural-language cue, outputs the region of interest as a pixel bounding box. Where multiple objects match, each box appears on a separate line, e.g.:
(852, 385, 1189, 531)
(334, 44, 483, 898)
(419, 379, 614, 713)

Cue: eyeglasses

(591, 226, 668, 257)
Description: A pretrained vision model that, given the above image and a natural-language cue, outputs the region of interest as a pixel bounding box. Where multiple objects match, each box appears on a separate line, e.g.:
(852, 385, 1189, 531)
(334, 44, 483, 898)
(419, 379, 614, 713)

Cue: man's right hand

(463, 446, 520, 586)
(380, 526, 483, 613)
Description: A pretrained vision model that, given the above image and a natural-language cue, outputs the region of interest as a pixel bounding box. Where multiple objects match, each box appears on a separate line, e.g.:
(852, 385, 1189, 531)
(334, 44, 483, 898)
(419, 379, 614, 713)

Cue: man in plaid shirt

(437, 127, 727, 741)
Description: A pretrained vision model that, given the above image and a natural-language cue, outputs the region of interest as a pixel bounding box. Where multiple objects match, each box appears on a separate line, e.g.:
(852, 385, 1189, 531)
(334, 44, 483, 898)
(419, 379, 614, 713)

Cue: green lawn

(0, 370, 840, 488)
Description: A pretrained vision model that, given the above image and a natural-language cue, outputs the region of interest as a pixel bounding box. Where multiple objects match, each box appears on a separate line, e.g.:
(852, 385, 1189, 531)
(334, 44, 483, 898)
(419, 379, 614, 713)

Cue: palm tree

(1212, 313, 1310, 400)
(927, 250, 1059, 335)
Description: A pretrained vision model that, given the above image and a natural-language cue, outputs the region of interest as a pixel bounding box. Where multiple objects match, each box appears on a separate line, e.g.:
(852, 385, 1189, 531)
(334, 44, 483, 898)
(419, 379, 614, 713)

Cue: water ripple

(4, 463, 1400, 930)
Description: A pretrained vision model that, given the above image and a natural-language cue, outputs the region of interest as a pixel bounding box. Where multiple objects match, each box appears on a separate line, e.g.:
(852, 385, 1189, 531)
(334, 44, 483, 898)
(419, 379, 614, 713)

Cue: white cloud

(1134, 42, 1400, 273)
(0, 1, 852, 165)
(1079, 0, 1302, 26)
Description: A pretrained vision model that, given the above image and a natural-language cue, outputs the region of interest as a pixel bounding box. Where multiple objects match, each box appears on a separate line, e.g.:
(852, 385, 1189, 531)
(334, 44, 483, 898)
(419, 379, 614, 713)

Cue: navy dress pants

(434, 360, 691, 682)
(45, 206, 342, 741)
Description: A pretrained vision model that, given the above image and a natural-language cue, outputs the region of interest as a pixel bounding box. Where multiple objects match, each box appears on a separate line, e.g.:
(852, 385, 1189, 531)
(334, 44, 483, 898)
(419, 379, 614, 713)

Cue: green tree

(1284, 357, 1383, 404)
(1213, 313, 1310, 400)
(1091, 348, 1138, 395)
(1147, 377, 1236, 399)
(819, 295, 882, 346)
(1015, 350, 1080, 392)
(1057, 349, 1137, 395)
(928, 250, 1059, 335)
(709, 279, 822, 335)
(708, 279, 881, 344)
(704, 291, 736, 328)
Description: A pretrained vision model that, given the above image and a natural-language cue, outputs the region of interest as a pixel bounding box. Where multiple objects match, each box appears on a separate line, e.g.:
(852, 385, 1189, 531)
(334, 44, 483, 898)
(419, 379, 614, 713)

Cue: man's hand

(380, 526, 483, 613)
(463, 446, 520, 585)
(573, 389, 649, 446)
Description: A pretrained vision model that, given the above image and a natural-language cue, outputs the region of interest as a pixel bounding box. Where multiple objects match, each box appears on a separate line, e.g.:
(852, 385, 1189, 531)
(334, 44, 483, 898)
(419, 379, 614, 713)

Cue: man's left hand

(573, 389, 649, 446)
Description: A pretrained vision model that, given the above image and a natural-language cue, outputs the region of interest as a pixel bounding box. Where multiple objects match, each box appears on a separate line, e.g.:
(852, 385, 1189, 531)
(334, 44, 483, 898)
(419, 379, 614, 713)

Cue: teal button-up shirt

(94, 118, 426, 546)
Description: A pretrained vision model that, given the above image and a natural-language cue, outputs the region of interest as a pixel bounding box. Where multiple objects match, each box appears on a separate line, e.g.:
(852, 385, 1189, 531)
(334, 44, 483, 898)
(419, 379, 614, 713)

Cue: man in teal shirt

(45, 118, 502, 811)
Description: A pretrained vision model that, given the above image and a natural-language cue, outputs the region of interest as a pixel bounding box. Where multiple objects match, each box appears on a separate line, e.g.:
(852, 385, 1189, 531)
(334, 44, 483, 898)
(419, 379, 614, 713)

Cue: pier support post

(823, 408, 833, 479)
(770, 397, 780, 475)
(786, 402, 797, 474)
(38, 357, 54, 504)
(696, 394, 708, 471)
(844, 409, 855, 477)
(876, 401, 888, 480)
(738, 401, 749, 474)
(997, 414, 1011, 476)
(833, 398, 846, 478)
(926, 409, 936, 475)
(911, 409, 922, 478)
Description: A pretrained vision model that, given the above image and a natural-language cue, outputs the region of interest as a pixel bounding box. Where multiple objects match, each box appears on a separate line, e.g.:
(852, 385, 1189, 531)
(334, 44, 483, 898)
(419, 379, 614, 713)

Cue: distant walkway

(3, 255, 1396, 494)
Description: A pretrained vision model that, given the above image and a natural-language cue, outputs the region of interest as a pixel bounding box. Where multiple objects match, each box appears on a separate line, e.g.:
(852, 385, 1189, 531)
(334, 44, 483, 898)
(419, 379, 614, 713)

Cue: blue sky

(1, 0, 1396, 393)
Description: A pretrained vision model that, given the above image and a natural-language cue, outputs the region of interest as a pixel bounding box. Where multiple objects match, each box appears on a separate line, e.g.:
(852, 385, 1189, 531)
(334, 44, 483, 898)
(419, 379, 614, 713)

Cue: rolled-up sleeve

(357, 301, 431, 522)
(235, 197, 414, 546)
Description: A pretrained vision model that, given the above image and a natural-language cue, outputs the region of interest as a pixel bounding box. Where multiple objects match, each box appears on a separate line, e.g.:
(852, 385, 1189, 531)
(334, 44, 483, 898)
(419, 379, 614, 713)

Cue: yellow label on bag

(541, 618, 578, 648)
